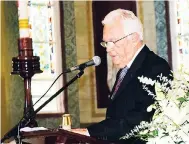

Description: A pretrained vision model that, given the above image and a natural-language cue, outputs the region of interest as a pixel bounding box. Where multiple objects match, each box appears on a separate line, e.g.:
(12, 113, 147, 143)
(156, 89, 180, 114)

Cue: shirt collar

(127, 44, 145, 68)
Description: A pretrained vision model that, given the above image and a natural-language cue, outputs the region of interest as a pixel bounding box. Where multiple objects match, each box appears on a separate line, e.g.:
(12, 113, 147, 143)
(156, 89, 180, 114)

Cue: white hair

(102, 9, 143, 40)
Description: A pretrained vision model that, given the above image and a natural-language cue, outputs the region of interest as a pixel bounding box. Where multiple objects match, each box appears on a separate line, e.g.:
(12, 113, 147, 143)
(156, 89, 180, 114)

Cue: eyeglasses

(100, 33, 134, 48)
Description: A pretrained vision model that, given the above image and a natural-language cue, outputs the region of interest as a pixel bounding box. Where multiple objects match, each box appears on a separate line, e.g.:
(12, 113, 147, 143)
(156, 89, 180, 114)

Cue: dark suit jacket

(87, 45, 172, 144)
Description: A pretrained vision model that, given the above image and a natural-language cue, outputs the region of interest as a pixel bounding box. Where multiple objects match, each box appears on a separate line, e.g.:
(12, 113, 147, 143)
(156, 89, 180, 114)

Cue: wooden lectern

(20, 128, 112, 144)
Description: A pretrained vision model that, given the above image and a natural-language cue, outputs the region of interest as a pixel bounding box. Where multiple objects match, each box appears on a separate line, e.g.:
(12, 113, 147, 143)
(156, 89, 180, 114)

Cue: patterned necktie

(111, 66, 129, 99)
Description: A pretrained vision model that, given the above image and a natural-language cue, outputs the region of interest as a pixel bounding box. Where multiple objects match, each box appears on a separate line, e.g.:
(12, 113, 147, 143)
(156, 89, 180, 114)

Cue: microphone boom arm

(35, 70, 84, 114)
(1, 70, 85, 143)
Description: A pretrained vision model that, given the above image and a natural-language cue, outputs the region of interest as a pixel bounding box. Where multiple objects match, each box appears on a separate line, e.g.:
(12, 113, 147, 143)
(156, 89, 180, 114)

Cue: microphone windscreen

(93, 56, 101, 66)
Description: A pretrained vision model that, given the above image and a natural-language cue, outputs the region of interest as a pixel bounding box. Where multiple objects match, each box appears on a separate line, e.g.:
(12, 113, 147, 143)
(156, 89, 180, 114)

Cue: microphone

(64, 56, 101, 73)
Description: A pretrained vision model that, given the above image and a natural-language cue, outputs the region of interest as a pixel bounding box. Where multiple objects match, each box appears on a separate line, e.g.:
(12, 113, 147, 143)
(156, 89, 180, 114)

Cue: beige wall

(74, 1, 106, 125)
(74, 1, 157, 125)
(137, 0, 157, 53)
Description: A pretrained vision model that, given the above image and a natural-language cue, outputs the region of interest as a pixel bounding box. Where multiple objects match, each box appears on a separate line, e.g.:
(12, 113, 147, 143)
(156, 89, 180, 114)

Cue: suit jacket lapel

(111, 45, 150, 101)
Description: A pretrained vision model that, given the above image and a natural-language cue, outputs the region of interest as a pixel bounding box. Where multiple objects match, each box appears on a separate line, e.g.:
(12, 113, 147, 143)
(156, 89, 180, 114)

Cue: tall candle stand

(11, 37, 42, 127)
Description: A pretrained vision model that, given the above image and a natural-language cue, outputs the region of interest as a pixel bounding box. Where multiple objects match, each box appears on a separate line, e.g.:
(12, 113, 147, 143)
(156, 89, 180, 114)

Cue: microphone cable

(1, 72, 65, 142)
(33, 56, 100, 106)
(33, 72, 64, 107)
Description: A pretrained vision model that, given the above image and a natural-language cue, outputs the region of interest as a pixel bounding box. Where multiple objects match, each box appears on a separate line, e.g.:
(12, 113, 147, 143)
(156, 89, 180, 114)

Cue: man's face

(102, 21, 135, 68)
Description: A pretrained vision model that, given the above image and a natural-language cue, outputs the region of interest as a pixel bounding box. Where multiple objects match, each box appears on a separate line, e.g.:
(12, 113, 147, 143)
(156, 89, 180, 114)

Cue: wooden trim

(36, 113, 63, 118)
(80, 123, 96, 128)
(59, 1, 68, 113)
(165, 1, 173, 69)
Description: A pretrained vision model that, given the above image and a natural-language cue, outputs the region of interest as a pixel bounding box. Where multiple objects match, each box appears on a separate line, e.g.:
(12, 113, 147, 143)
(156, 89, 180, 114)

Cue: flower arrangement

(121, 67, 189, 144)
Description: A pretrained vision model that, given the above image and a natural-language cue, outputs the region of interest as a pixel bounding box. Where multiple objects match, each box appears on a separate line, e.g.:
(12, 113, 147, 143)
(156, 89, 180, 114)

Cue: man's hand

(70, 128, 90, 136)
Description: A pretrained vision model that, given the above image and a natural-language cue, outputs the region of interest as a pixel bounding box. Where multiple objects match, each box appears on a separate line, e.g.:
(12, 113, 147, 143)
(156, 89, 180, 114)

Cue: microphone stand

(1, 70, 84, 143)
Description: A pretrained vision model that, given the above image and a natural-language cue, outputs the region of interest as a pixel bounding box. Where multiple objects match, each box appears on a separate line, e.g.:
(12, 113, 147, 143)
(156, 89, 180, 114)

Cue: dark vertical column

(165, 1, 173, 69)
(92, 1, 136, 108)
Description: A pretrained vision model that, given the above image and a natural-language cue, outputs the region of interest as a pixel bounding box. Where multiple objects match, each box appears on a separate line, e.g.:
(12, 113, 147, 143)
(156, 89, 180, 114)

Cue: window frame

(27, 1, 67, 117)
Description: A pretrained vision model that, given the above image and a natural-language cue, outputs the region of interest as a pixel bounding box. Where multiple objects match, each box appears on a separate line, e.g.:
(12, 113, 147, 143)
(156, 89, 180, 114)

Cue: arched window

(176, 0, 189, 68)
(27, 0, 65, 114)
(169, 0, 189, 71)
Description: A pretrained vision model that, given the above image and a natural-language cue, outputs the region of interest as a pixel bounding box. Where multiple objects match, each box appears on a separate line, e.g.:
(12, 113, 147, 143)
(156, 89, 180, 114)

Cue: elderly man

(71, 9, 172, 144)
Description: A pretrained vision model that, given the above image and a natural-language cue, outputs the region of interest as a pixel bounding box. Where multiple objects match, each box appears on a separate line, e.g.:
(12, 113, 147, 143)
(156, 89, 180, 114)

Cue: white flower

(123, 69, 189, 143)
(184, 74, 189, 82)
(147, 105, 153, 112)
(147, 136, 175, 144)
(139, 129, 148, 135)
(138, 76, 155, 86)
